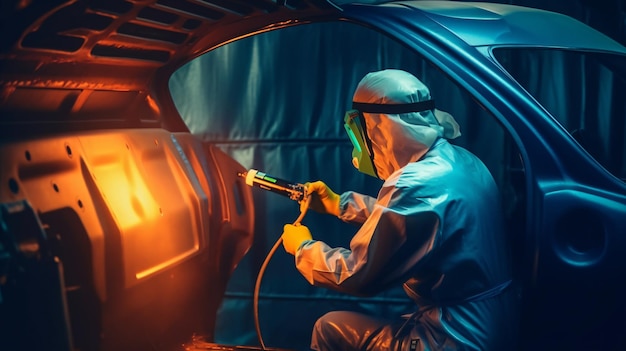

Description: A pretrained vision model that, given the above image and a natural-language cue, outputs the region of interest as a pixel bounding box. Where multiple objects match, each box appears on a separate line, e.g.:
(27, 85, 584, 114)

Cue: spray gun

(238, 168, 311, 350)
(238, 169, 307, 203)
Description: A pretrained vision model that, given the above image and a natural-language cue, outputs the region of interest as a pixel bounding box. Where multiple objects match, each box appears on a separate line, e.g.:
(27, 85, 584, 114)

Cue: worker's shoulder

(394, 158, 453, 190)
(395, 143, 480, 187)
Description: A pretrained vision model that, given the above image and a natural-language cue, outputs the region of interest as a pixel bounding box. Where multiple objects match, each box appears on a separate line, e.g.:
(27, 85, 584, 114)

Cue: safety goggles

(344, 109, 377, 178)
(343, 99, 436, 178)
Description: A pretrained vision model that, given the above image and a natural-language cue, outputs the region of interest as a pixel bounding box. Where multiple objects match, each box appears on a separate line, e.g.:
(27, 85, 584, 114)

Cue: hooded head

(346, 69, 461, 180)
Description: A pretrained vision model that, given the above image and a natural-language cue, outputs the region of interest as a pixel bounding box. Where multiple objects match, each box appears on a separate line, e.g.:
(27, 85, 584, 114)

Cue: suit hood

(352, 69, 461, 180)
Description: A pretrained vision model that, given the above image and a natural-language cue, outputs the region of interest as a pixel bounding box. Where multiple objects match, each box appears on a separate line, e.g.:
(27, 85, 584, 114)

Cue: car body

(1, 1, 625, 350)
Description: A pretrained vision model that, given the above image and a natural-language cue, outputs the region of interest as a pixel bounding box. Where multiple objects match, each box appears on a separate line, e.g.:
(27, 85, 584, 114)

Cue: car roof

(0, 1, 338, 91)
(3, 1, 624, 91)
(0, 0, 339, 137)
(380, 1, 626, 52)
(2, 0, 625, 139)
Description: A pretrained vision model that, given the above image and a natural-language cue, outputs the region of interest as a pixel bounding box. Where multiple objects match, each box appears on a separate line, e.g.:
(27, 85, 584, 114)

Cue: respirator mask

(343, 99, 436, 179)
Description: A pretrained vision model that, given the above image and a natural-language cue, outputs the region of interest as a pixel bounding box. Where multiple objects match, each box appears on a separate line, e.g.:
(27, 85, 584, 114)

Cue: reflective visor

(344, 100, 436, 178)
(343, 109, 378, 178)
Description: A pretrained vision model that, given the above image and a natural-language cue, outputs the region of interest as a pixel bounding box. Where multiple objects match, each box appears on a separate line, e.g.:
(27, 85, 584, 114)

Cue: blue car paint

(338, 1, 626, 346)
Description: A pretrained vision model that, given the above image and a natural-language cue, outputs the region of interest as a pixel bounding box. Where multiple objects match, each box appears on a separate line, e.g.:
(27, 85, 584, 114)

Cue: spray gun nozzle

(239, 169, 305, 202)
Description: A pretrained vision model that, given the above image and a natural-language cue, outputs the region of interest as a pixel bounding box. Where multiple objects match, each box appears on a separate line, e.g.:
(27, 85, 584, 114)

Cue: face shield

(344, 109, 377, 178)
(343, 99, 436, 179)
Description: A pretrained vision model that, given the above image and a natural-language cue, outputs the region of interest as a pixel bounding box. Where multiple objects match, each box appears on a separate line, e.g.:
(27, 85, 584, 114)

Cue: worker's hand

(281, 223, 312, 255)
(302, 181, 341, 216)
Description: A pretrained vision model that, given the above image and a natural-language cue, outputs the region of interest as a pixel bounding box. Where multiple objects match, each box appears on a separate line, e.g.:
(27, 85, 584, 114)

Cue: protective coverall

(282, 69, 519, 350)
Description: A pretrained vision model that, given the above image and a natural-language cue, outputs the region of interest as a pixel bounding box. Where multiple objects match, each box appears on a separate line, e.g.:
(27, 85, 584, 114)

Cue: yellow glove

(302, 181, 341, 216)
(281, 223, 312, 255)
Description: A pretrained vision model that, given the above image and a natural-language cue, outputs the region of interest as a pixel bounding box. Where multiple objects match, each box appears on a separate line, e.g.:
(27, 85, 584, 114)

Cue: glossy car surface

(1, 1, 625, 350)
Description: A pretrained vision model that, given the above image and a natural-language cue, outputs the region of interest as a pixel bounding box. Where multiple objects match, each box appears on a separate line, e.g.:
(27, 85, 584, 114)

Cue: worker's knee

(313, 311, 342, 337)
(311, 311, 346, 351)
(312, 311, 393, 351)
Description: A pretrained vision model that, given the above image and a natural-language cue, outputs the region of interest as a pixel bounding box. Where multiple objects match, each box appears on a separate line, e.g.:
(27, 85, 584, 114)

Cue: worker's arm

(302, 181, 376, 223)
(293, 182, 440, 296)
(337, 191, 377, 224)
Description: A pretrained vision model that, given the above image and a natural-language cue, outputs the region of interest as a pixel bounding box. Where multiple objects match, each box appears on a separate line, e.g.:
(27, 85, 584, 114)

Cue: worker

(281, 69, 519, 350)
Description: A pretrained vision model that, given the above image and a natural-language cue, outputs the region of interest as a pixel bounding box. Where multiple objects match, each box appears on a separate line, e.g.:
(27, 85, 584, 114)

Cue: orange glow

(96, 157, 160, 228)
(81, 131, 201, 287)
(135, 248, 197, 279)
(146, 94, 161, 115)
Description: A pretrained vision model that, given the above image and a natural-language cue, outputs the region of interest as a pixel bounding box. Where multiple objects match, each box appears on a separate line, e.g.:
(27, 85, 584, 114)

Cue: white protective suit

(294, 69, 519, 350)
